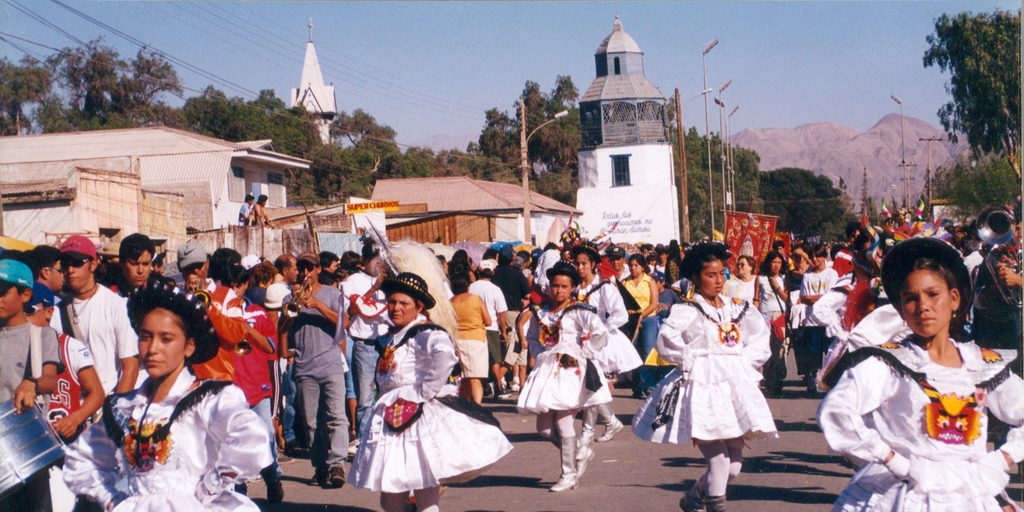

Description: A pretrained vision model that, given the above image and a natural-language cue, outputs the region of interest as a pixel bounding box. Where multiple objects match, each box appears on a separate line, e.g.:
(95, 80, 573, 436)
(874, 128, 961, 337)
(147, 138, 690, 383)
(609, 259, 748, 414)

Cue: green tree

(473, 78, 583, 206)
(759, 167, 855, 240)
(42, 39, 182, 131)
(933, 153, 1018, 221)
(0, 57, 51, 135)
(924, 10, 1022, 181)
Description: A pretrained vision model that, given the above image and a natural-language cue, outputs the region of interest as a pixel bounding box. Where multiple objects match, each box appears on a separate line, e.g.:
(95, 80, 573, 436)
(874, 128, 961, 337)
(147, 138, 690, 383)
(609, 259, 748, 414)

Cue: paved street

(247, 358, 1023, 512)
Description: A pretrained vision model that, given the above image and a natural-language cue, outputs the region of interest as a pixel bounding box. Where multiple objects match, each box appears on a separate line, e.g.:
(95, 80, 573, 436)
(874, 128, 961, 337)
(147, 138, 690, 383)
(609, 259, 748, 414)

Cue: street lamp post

(703, 38, 718, 232)
(728, 104, 739, 208)
(676, 87, 713, 243)
(891, 94, 908, 207)
(520, 100, 568, 245)
(715, 78, 731, 210)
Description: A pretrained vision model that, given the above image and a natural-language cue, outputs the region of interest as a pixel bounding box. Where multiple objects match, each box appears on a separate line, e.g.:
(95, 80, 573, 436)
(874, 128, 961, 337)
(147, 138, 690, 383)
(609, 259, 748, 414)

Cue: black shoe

(310, 466, 328, 487)
(266, 479, 284, 503)
(284, 439, 299, 457)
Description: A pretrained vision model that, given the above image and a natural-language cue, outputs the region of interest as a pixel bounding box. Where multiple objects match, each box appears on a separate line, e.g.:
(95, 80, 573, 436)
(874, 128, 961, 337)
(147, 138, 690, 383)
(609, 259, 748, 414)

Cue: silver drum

(0, 401, 65, 500)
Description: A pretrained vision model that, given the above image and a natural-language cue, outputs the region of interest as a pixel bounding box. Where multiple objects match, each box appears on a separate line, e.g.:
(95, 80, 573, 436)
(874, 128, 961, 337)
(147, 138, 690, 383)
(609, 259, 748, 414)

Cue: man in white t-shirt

(469, 260, 509, 397)
(50, 235, 139, 395)
(796, 243, 838, 394)
(340, 242, 390, 435)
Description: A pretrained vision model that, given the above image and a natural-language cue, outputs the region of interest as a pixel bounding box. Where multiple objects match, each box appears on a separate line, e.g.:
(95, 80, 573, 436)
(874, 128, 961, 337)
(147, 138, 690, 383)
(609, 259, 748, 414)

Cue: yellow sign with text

(345, 201, 399, 214)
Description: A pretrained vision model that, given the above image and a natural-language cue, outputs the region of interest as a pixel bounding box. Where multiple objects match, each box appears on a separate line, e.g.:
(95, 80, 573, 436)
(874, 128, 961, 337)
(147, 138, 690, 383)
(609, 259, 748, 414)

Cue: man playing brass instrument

(281, 251, 350, 489)
(175, 241, 249, 381)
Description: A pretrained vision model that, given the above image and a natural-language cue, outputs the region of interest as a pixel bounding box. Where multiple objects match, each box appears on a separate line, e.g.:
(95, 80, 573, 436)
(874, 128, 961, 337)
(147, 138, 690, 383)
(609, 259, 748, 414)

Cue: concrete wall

(74, 169, 140, 237)
(4, 200, 75, 245)
(189, 226, 312, 263)
(576, 143, 679, 244)
(140, 190, 187, 253)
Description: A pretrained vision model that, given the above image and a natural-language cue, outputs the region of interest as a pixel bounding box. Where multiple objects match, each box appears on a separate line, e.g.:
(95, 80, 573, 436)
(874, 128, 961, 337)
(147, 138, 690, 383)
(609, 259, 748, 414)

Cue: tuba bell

(977, 204, 1021, 306)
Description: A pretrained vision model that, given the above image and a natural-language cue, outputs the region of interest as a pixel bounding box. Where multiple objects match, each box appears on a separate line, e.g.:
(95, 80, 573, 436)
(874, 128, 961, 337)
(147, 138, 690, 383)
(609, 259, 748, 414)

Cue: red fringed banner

(723, 211, 778, 271)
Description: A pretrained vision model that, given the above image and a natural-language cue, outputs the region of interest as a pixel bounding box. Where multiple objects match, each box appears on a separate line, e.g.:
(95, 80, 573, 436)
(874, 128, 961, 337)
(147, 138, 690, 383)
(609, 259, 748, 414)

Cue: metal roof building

(371, 176, 580, 245)
(0, 126, 310, 237)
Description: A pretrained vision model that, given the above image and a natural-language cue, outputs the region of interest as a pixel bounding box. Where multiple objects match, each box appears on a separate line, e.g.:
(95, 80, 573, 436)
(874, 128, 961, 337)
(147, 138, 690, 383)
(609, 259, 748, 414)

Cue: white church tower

(290, 19, 336, 145)
(575, 17, 679, 244)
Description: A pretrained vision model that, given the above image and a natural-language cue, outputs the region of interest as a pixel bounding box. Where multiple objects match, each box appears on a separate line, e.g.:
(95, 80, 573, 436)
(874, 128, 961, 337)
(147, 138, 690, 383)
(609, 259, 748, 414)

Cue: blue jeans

(251, 397, 282, 482)
(296, 372, 350, 470)
(351, 337, 380, 436)
(281, 363, 297, 444)
(344, 336, 356, 400)
(636, 315, 661, 392)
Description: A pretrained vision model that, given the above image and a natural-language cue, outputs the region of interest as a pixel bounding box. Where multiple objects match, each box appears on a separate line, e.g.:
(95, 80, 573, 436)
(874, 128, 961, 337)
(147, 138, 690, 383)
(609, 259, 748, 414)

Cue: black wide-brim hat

(546, 261, 581, 287)
(880, 237, 971, 319)
(570, 241, 601, 263)
(128, 282, 219, 366)
(382, 272, 436, 310)
(679, 242, 732, 280)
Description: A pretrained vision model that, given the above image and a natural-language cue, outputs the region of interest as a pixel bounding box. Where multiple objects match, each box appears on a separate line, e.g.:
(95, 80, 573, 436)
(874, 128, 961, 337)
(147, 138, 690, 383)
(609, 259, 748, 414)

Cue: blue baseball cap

(651, 270, 667, 282)
(27, 281, 55, 308)
(0, 259, 33, 289)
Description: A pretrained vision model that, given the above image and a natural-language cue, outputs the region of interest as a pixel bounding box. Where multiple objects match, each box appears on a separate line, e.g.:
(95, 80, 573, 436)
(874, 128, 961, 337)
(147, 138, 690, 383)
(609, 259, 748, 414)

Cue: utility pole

(899, 163, 918, 207)
(675, 89, 690, 243)
(919, 136, 942, 216)
(703, 38, 717, 233)
(520, 98, 532, 244)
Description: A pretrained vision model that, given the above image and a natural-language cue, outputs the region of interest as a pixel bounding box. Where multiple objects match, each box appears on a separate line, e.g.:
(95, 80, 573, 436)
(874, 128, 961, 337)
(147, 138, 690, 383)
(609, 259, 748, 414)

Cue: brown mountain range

(733, 113, 966, 207)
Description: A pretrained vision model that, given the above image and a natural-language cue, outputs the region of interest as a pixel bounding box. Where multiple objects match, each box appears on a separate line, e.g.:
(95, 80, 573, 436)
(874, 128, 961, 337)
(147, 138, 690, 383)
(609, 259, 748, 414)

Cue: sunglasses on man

(59, 254, 92, 269)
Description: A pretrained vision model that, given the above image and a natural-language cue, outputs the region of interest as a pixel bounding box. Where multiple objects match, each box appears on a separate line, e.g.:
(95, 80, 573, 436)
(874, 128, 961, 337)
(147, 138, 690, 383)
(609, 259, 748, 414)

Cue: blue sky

(1, 1, 1018, 148)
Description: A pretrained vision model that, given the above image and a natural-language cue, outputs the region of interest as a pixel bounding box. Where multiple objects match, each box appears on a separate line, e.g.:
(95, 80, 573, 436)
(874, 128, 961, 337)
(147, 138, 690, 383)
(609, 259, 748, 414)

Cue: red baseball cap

(60, 235, 97, 260)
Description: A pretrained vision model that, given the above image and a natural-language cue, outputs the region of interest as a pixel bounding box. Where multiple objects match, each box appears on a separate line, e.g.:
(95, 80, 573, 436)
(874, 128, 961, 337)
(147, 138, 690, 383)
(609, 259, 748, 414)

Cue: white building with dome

(575, 17, 679, 244)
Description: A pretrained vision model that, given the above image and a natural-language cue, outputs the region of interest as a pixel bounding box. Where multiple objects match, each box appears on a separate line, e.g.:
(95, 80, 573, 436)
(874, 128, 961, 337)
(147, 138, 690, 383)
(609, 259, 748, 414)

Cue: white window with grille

(268, 172, 286, 207)
(228, 166, 245, 202)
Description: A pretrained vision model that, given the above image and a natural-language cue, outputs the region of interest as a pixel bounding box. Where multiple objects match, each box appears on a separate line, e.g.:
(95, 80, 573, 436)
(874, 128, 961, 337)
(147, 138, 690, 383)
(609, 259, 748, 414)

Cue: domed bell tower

(575, 17, 679, 244)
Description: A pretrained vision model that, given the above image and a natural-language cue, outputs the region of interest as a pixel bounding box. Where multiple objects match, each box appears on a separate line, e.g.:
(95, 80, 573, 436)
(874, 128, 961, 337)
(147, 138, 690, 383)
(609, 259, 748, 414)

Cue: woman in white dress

(349, 272, 512, 512)
(63, 283, 273, 512)
(631, 243, 777, 512)
(570, 242, 642, 446)
(517, 261, 613, 492)
(817, 237, 1023, 512)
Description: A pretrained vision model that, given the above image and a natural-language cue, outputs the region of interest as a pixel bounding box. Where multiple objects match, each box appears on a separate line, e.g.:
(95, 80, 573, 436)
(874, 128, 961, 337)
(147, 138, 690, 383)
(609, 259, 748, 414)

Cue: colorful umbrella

(0, 236, 35, 251)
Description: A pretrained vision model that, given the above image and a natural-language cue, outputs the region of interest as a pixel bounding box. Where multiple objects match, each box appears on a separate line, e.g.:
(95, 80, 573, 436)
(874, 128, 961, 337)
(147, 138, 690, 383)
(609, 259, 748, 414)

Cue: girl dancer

(517, 261, 613, 492)
(63, 283, 273, 511)
(818, 237, 1023, 511)
(632, 243, 777, 512)
(571, 241, 643, 446)
(349, 268, 512, 512)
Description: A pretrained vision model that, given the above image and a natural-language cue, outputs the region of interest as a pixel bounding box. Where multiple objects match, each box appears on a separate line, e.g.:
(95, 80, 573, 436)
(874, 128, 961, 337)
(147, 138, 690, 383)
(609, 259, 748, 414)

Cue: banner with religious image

(723, 211, 778, 271)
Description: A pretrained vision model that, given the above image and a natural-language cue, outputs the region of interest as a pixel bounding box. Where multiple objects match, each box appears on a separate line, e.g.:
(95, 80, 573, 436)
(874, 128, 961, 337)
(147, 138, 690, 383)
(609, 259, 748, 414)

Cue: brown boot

(679, 477, 707, 512)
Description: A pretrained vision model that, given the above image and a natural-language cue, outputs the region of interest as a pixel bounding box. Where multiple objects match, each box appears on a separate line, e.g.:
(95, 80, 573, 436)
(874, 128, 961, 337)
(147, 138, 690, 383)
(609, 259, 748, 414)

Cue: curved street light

(703, 37, 718, 232)
(520, 104, 569, 244)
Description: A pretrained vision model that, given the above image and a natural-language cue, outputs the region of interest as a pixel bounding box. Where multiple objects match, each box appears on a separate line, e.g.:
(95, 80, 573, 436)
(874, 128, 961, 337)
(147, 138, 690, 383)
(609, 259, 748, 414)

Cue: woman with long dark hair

(632, 243, 777, 512)
(818, 237, 1023, 511)
(64, 283, 273, 511)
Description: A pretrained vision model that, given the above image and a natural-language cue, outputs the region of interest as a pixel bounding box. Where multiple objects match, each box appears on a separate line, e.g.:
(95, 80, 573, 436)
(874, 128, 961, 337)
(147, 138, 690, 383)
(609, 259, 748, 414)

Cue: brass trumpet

(234, 340, 253, 356)
(284, 279, 314, 318)
(194, 290, 212, 309)
(977, 204, 1021, 306)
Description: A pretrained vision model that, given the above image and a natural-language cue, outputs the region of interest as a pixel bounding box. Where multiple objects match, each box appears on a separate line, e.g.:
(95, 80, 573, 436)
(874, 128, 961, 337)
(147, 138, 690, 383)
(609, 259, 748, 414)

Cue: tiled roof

(580, 74, 665, 103)
(371, 176, 580, 214)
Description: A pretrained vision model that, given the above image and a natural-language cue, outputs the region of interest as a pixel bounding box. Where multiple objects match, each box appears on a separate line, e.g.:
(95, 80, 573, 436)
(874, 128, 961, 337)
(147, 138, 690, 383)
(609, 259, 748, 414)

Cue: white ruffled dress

(632, 295, 778, 443)
(517, 303, 613, 414)
(349, 316, 513, 493)
(576, 279, 643, 374)
(63, 371, 272, 512)
(817, 339, 1023, 512)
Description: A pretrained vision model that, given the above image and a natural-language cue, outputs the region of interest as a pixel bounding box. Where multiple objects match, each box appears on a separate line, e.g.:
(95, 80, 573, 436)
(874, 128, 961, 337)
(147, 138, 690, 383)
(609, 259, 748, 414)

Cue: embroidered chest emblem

(377, 346, 397, 376)
(922, 383, 982, 445)
(718, 322, 740, 347)
(878, 342, 902, 350)
(540, 322, 559, 348)
(124, 418, 173, 472)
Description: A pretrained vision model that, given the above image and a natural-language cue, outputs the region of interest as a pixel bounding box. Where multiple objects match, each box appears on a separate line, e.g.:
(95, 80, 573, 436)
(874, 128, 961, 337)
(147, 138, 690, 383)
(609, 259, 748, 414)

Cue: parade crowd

(0, 202, 1021, 512)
